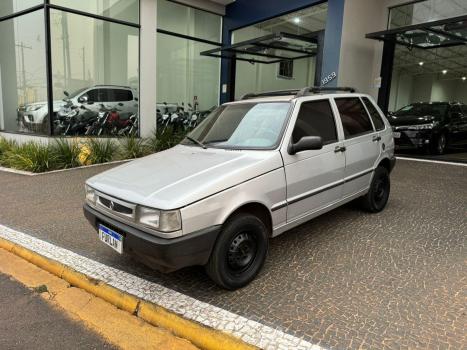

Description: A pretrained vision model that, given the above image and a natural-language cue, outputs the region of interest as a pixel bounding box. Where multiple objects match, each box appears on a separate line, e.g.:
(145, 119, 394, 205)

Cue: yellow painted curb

(0, 237, 257, 350)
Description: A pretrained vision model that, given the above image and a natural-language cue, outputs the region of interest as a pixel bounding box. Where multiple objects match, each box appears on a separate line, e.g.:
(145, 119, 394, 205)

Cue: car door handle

(334, 146, 346, 153)
(372, 135, 381, 142)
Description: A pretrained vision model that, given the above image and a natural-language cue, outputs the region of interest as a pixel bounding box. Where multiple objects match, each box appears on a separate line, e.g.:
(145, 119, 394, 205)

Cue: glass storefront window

(389, 0, 467, 29)
(50, 10, 139, 136)
(156, 33, 220, 112)
(157, 0, 221, 43)
(0, 9, 48, 134)
(0, 0, 42, 18)
(50, 0, 139, 24)
(232, 3, 327, 99)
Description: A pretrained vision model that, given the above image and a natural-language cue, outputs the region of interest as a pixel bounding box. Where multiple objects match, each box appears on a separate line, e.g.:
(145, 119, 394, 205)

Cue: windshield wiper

(185, 136, 207, 149)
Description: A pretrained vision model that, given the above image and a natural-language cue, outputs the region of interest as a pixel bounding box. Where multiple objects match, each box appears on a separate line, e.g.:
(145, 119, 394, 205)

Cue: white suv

(18, 85, 138, 132)
(84, 87, 395, 290)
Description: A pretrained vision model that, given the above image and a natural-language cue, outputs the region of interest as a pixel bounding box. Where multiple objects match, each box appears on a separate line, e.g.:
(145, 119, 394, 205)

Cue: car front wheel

(205, 213, 269, 290)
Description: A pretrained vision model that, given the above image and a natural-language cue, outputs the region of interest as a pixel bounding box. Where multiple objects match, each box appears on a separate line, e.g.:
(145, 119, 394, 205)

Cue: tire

(361, 166, 390, 213)
(205, 213, 269, 290)
(431, 132, 446, 155)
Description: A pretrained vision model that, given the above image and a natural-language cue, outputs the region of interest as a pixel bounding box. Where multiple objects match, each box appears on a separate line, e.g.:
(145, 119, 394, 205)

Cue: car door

(281, 98, 346, 222)
(333, 96, 380, 198)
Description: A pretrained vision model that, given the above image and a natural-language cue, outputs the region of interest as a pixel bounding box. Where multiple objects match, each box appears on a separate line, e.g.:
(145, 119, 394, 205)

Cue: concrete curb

(0, 237, 257, 350)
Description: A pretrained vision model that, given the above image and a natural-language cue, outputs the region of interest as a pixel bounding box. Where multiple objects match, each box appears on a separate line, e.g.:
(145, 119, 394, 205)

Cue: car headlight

(407, 123, 434, 130)
(137, 207, 181, 232)
(85, 184, 97, 205)
(26, 104, 45, 112)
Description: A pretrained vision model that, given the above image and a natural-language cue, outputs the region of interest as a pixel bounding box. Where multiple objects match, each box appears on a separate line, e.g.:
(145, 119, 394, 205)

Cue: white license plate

(99, 224, 123, 254)
(393, 132, 401, 138)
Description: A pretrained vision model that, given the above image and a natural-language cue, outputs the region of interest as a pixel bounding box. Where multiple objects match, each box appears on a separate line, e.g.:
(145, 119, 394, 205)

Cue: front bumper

(393, 129, 434, 150)
(83, 204, 220, 273)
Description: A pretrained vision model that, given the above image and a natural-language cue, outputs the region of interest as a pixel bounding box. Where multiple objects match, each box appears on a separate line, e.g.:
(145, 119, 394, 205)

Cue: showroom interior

(0, 0, 466, 160)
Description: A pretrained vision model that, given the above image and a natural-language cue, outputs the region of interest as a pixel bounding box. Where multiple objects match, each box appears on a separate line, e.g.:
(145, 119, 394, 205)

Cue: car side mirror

(288, 136, 323, 155)
(78, 95, 88, 103)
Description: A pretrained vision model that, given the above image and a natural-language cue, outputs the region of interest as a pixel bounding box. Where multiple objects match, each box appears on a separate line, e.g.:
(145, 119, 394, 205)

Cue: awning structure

(366, 14, 467, 49)
(200, 32, 320, 64)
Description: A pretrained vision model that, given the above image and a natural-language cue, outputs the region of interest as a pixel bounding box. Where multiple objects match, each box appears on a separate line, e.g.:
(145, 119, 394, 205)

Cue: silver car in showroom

(84, 87, 395, 290)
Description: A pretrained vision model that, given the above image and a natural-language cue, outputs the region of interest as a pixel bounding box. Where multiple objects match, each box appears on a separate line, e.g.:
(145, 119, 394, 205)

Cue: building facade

(1, 0, 466, 141)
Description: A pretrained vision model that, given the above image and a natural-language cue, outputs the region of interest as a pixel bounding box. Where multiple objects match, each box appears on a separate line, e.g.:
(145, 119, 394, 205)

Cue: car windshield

(395, 103, 448, 119)
(181, 102, 291, 149)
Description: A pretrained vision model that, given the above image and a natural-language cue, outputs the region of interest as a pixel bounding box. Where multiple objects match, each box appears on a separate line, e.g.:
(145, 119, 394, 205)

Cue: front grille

(96, 192, 136, 220)
(99, 197, 133, 215)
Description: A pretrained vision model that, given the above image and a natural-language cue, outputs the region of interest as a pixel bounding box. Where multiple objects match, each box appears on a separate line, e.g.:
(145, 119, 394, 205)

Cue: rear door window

(106, 89, 133, 102)
(362, 97, 385, 131)
(335, 97, 374, 138)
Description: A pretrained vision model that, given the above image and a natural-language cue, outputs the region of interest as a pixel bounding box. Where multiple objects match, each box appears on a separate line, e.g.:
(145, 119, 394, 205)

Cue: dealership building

(0, 0, 466, 140)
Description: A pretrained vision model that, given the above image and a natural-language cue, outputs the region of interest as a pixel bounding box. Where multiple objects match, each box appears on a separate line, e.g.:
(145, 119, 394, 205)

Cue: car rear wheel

(205, 213, 268, 290)
(361, 166, 390, 213)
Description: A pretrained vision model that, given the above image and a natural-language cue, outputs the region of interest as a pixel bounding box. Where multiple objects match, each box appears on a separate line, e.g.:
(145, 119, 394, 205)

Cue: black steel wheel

(206, 213, 268, 290)
(361, 166, 390, 213)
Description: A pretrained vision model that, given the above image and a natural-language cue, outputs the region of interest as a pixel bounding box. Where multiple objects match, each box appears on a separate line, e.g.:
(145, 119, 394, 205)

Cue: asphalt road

(0, 159, 465, 349)
(0, 273, 114, 350)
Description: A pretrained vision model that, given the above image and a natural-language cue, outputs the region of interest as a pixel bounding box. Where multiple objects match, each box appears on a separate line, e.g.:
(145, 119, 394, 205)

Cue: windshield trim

(182, 101, 294, 151)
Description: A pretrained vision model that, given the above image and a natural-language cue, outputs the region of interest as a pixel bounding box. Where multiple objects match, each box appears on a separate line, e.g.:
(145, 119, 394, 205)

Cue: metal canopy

(366, 14, 467, 49)
(200, 32, 319, 64)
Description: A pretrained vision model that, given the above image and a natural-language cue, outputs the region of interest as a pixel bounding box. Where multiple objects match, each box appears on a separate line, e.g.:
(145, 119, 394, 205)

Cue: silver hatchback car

(84, 87, 395, 290)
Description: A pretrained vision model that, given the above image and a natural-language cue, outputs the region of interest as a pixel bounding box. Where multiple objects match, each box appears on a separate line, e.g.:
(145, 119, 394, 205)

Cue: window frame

(291, 98, 339, 146)
(334, 96, 376, 140)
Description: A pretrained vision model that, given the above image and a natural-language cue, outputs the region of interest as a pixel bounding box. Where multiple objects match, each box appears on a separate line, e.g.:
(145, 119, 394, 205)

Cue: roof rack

(240, 86, 357, 100)
(94, 84, 132, 89)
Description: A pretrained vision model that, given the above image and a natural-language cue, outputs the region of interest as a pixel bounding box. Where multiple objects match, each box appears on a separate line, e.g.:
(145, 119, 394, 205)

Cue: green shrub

(119, 135, 150, 159)
(147, 127, 186, 153)
(50, 138, 81, 169)
(85, 138, 118, 164)
(0, 137, 17, 166)
(2, 142, 56, 173)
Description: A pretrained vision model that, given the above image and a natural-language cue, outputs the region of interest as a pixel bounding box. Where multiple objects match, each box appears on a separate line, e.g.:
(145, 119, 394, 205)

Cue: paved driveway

(0, 160, 465, 349)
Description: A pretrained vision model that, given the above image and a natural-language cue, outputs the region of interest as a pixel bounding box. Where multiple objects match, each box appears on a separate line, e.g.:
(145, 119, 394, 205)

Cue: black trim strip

(0, 5, 43, 22)
(47, 4, 140, 28)
(287, 169, 374, 206)
(271, 202, 287, 212)
(157, 29, 222, 46)
(44, 0, 54, 136)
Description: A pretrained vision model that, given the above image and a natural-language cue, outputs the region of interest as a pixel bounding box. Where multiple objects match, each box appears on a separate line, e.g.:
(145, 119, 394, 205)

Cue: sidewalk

(0, 272, 115, 350)
(0, 248, 199, 350)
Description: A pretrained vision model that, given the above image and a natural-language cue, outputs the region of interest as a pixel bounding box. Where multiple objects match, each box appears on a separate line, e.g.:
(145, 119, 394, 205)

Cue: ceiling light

(442, 69, 448, 74)
(293, 17, 301, 24)
(462, 76, 466, 81)
(418, 61, 424, 66)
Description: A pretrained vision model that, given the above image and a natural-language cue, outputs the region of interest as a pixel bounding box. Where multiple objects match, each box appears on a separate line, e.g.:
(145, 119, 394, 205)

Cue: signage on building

(321, 71, 337, 86)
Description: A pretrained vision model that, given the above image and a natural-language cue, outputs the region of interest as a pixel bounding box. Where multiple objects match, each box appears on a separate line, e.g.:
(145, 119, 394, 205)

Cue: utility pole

(16, 42, 32, 103)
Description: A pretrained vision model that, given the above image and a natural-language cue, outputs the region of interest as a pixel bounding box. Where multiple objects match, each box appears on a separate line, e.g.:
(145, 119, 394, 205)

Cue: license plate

(393, 132, 401, 138)
(99, 224, 123, 254)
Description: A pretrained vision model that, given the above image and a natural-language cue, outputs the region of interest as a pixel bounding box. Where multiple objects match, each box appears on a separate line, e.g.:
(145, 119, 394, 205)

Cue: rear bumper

(83, 204, 220, 272)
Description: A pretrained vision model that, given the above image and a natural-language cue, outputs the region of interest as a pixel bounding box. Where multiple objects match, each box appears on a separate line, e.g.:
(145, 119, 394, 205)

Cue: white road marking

(0, 224, 324, 350)
(396, 156, 467, 167)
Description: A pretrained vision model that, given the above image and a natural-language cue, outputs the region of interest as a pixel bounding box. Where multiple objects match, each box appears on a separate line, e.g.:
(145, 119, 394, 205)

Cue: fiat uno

(84, 87, 396, 290)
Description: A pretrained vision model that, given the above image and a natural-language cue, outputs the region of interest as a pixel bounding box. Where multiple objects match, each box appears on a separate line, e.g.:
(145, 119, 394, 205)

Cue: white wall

(338, 0, 408, 99)
(388, 71, 467, 111)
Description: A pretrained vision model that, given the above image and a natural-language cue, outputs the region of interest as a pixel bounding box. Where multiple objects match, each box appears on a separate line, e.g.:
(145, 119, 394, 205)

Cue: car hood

(389, 114, 438, 126)
(24, 100, 66, 110)
(87, 145, 283, 210)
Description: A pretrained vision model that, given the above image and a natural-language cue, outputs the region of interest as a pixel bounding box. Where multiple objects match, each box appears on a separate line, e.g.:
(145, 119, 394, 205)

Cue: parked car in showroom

(84, 87, 395, 290)
(18, 85, 138, 133)
(388, 102, 467, 154)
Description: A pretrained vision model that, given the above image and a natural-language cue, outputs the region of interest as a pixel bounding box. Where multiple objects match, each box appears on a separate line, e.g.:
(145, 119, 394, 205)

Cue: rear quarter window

(335, 97, 374, 138)
(362, 97, 385, 131)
